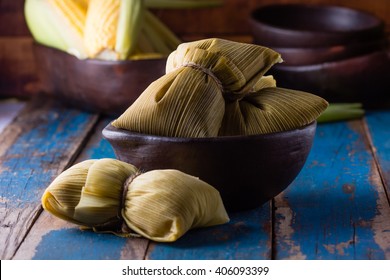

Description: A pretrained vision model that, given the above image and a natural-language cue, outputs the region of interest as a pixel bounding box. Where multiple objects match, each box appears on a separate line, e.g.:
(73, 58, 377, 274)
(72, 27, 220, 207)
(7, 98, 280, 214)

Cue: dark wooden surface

(0, 98, 389, 260)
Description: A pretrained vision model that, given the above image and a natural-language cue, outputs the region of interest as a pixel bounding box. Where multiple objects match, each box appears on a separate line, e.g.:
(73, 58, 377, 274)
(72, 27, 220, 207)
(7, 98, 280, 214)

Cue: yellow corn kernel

(48, 0, 87, 38)
(84, 0, 120, 59)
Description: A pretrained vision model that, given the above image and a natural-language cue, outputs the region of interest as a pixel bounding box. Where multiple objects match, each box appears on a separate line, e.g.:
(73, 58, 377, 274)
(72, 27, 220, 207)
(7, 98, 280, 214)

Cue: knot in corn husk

(41, 159, 229, 242)
(112, 38, 328, 137)
(165, 39, 282, 94)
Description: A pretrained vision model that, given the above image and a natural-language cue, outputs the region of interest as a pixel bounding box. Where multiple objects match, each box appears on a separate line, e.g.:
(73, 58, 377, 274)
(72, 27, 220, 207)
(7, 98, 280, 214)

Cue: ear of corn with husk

(24, 0, 222, 60)
(42, 159, 229, 242)
(112, 38, 329, 137)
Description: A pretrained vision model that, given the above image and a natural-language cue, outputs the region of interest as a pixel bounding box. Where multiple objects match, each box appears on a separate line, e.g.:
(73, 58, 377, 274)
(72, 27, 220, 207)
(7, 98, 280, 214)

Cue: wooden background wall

(1, 0, 389, 98)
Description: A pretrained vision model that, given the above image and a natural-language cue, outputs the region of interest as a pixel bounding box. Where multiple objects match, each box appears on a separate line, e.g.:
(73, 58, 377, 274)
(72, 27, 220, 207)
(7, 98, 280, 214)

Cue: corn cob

(83, 0, 120, 58)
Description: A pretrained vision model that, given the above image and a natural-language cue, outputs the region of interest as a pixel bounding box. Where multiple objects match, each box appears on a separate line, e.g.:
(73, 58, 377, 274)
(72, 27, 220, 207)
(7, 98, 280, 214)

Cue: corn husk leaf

(25, 0, 88, 58)
(317, 103, 364, 123)
(42, 159, 137, 226)
(123, 169, 229, 242)
(115, 0, 144, 60)
(42, 159, 229, 242)
(220, 87, 329, 135)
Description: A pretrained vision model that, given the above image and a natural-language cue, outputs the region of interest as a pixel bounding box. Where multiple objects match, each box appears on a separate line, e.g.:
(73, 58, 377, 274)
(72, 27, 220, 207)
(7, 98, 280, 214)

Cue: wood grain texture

(14, 117, 149, 260)
(0, 0, 30, 36)
(0, 99, 98, 259)
(365, 111, 390, 203)
(0, 37, 38, 98)
(147, 203, 272, 260)
(274, 120, 390, 259)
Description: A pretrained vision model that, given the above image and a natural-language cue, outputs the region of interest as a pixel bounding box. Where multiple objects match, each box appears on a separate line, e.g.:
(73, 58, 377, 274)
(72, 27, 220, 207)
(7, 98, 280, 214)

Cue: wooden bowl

(249, 4, 385, 48)
(33, 43, 166, 116)
(102, 122, 317, 212)
(269, 49, 390, 107)
(274, 39, 388, 66)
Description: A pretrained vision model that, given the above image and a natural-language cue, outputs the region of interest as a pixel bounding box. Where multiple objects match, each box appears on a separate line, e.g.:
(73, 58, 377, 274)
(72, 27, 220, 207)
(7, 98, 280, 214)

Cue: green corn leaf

(317, 103, 365, 123)
(115, 0, 145, 59)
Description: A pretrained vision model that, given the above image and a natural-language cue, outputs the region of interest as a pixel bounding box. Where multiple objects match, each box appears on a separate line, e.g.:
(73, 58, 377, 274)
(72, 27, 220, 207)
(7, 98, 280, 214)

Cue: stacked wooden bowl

(249, 4, 390, 106)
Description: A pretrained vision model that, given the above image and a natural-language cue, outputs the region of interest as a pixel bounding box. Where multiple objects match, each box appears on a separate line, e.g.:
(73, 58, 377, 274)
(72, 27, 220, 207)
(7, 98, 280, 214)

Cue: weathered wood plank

(274, 120, 390, 259)
(0, 99, 99, 259)
(14, 118, 149, 260)
(147, 203, 272, 260)
(365, 111, 390, 203)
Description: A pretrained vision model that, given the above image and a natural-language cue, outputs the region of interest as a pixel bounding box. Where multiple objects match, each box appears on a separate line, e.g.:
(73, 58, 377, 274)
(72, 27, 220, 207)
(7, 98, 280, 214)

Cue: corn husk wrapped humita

(112, 38, 329, 137)
(42, 159, 229, 242)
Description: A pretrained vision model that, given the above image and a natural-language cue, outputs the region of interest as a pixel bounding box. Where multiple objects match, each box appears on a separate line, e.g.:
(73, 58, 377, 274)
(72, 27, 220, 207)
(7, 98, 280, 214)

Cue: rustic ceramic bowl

(270, 49, 390, 106)
(249, 4, 385, 48)
(273, 39, 387, 66)
(102, 122, 317, 211)
(33, 43, 166, 116)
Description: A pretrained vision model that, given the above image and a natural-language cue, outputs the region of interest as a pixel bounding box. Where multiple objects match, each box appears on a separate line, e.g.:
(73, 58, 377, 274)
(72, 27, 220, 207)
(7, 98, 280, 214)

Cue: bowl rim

(102, 121, 317, 143)
(273, 48, 390, 70)
(250, 3, 384, 35)
(33, 42, 168, 65)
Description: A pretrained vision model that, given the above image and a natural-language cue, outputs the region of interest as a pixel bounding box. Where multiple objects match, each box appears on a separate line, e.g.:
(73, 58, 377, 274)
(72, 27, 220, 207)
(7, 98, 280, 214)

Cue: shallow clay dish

(102, 122, 317, 211)
(270, 49, 390, 106)
(33, 43, 166, 116)
(250, 4, 385, 48)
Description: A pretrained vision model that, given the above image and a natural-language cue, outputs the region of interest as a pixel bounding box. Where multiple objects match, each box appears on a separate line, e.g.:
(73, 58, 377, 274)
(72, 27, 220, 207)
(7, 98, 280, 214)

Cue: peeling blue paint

(275, 122, 385, 259)
(148, 203, 271, 260)
(0, 109, 95, 207)
(366, 111, 390, 185)
(85, 118, 116, 160)
(33, 228, 126, 260)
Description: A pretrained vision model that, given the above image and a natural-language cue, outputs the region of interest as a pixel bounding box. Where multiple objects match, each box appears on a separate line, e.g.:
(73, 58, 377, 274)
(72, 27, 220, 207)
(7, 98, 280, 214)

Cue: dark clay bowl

(270, 49, 390, 106)
(249, 4, 385, 48)
(274, 39, 388, 66)
(33, 43, 166, 116)
(102, 122, 317, 212)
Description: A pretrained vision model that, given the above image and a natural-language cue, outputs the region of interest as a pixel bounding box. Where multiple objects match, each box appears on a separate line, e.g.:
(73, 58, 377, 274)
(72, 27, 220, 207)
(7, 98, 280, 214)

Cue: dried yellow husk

(219, 86, 329, 136)
(123, 170, 229, 242)
(112, 38, 283, 137)
(41, 159, 229, 242)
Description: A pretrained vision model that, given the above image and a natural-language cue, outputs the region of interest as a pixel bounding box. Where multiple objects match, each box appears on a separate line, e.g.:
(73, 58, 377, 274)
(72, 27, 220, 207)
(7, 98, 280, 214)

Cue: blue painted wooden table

(1, 99, 389, 260)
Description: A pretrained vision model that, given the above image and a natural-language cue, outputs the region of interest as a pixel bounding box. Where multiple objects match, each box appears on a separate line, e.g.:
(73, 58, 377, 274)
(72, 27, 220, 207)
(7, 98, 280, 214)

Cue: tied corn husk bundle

(112, 38, 329, 137)
(24, 0, 222, 60)
(41, 158, 229, 242)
